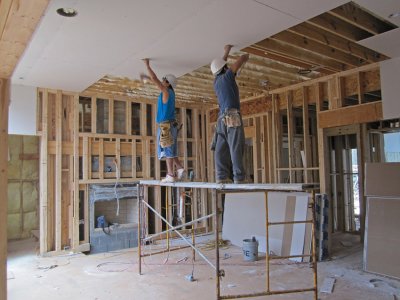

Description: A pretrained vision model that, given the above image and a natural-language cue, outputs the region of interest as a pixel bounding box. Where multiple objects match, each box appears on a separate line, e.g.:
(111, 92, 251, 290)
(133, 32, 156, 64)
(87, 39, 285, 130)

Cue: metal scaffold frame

(137, 181, 319, 300)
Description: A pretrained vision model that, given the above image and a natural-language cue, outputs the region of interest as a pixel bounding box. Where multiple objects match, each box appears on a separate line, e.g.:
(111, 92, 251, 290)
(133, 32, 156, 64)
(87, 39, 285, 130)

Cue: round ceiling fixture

(388, 12, 400, 19)
(56, 8, 78, 17)
(298, 68, 312, 75)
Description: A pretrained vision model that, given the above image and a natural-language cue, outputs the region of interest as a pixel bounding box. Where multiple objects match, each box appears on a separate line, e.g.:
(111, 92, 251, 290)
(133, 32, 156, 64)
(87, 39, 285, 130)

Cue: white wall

(380, 57, 400, 120)
(9, 84, 37, 135)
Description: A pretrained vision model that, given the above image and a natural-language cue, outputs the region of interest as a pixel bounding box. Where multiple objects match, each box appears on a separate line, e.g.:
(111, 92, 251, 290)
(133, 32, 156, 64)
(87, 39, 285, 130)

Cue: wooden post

(302, 87, 311, 183)
(287, 91, 294, 183)
(315, 83, 332, 254)
(72, 94, 80, 249)
(0, 78, 10, 300)
(55, 91, 62, 251)
(40, 90, 49, 254)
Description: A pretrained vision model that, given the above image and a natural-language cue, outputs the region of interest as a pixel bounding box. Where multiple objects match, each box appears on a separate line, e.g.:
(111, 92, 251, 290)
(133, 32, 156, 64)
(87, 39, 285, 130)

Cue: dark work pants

(214, 116, 245, 182)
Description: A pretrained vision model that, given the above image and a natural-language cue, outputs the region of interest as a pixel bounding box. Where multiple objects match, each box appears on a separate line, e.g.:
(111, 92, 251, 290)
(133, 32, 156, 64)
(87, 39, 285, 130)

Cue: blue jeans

(157, 123, 178, 159)
(214, 114, 245, 182)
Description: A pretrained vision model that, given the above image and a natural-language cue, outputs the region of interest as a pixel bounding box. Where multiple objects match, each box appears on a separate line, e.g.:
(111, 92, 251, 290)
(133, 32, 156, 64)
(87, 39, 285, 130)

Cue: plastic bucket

(242, 238, 258, 261)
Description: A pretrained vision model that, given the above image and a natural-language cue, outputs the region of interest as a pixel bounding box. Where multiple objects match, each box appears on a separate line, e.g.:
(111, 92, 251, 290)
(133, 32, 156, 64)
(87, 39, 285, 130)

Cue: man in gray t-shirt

(210, 45, 249, 184)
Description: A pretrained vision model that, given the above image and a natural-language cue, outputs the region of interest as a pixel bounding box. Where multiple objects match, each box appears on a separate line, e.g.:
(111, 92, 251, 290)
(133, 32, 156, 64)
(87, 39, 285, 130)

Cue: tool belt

(222, 108, 241, 128)
(159, 121, 174, 148)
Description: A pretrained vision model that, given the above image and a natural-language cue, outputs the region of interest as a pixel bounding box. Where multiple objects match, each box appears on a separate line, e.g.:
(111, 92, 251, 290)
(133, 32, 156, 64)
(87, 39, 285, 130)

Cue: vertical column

(40, 90, 49, 254)
(287, 91, 294, 183)
(72, 94, 80, 250)
(302, 87, 311, 183)
(55, 91, 62, 251)
(0, 78, 10, 300)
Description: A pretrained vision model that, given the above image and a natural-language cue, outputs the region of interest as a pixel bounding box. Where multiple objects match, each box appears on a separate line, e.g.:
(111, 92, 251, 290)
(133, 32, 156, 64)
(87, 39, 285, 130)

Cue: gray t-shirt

(213, 68, 240, 115)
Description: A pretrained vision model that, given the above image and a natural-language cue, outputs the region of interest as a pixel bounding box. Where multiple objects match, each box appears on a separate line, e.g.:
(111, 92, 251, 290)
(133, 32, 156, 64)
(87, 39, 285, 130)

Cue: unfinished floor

(7, 233, 400, 300)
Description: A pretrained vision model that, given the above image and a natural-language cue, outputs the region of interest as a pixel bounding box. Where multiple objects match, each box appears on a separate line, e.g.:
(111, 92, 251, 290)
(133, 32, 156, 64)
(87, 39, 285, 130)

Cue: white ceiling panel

(358, 28, 400, 58)
(112, 0, 304, 79)
(11, 0, 367, 92)
(354, 0, 400, 26)
(253, 0, 348, 20)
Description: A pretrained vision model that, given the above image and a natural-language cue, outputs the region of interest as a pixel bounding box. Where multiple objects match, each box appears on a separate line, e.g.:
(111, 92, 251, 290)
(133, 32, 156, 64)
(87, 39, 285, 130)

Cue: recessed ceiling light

(388, 12, 400, 19)
(56, 8, 78, 17)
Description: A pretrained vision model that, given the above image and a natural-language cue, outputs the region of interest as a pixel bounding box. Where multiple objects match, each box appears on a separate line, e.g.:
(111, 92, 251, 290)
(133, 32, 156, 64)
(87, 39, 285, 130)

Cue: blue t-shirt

(156, 88, 175, 123)
(213, 68, 240, 116)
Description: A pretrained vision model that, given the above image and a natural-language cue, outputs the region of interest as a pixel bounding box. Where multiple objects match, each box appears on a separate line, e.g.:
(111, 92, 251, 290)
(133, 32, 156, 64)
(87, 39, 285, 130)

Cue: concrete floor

(7, 233, 400, 300)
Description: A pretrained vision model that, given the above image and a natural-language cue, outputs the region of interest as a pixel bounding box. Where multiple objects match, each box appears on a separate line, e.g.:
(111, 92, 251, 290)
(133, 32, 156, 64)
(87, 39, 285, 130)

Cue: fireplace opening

(89, 183, 138, 254)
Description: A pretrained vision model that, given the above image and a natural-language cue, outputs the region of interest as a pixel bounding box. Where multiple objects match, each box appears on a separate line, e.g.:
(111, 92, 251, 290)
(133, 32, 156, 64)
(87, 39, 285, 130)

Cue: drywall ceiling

(11, 0, 348, 92)
(355, 0, 400, 57)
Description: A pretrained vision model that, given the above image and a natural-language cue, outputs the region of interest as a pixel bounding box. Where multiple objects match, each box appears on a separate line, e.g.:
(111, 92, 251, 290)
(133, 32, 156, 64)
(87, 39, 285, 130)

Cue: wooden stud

(357, 72, 365, 104)
(253, 117, 260, 183)
(55, 91, 62, 251)
(39, 89, 49, 254)
(302, 87, 311, 183)
(193, 108, 200, 179)
(131, 139, 137, 179)
(91, 96, 97, 133)
(72, 94, 80, 250)
(181, 108, 188, 171)
(266, 112, 274, 183)
(0, 78, 10, 299)
(272, 94, 281, 183)
(109, 98, 114, 134)
(287, 91, 294, 183)
(125, 100, 130, 135)
(99, 138, 104, 180)
(116, 138, 121, 179)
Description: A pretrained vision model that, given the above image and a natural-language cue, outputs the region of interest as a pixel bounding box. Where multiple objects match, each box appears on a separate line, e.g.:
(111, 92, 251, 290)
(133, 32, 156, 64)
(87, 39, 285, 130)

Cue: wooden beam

(0, 0, 50, 78)
(255, 38, 345, 72)
(270, 62, 379, 95)
(272, 31, 362, 67)
(289, 23, 386, 63)
(307, 13, 371, 42)
(318, 101, 383, 128)
(0, 78, 10, 300)
(329, 2, 395, 35)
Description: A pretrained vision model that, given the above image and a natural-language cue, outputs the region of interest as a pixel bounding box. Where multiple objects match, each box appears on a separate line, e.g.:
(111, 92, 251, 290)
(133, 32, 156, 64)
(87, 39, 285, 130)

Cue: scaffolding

(137, 181, 319, 300)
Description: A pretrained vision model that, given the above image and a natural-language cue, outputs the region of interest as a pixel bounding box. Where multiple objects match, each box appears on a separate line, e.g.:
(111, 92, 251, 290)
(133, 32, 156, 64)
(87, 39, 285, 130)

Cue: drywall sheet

(365, 163, 400, 197)
(222, 192, 309, 258)
(289, 195, 309, 262)
(364, 197, 400, 279)
(380, 57, 400, 119)
(9, 84, 37, 135)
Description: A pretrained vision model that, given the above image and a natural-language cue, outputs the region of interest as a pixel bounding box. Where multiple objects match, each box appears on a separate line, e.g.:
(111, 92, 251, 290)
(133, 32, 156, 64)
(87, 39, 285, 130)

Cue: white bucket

(242, 238, 258, 262)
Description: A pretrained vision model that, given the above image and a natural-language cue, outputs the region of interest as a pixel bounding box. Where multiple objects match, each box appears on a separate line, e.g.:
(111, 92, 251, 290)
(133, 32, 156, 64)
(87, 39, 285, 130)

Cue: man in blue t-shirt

(210, 45, 249, 184)
(142, 59, 185, 183)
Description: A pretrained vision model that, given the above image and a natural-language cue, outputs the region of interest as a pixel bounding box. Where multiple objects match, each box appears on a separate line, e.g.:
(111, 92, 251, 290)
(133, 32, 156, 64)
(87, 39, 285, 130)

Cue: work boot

(234, 179, 248, 184)
(161, 174, 175, 183)
(216, 178, 233, 184)
(177, 168, 186, 181)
